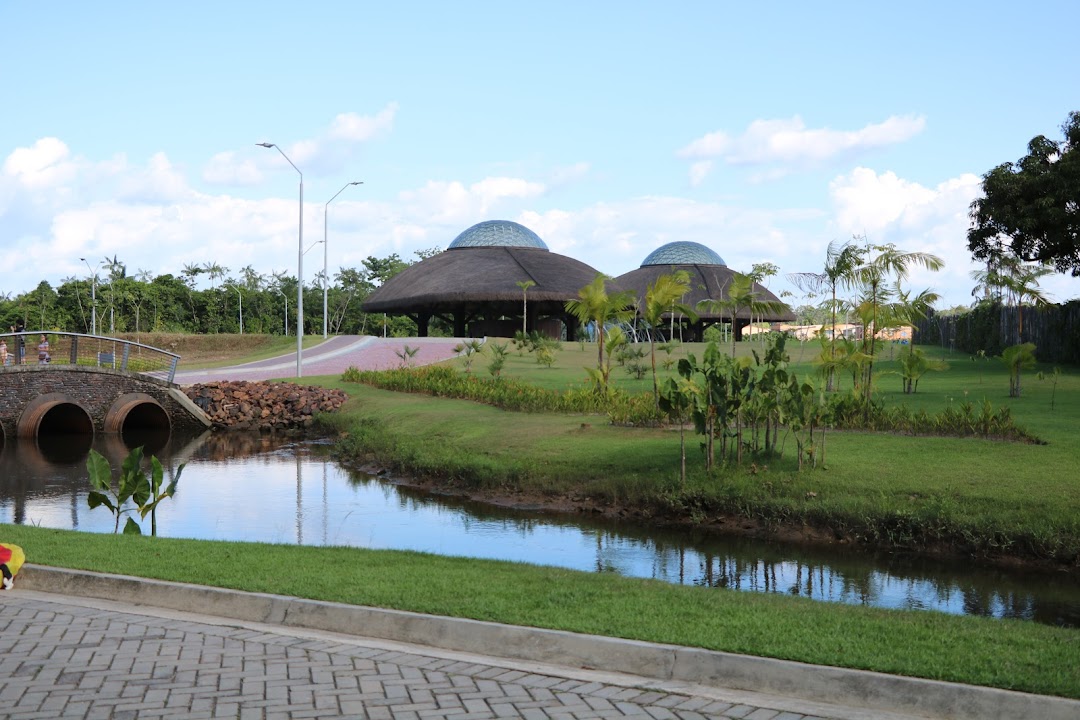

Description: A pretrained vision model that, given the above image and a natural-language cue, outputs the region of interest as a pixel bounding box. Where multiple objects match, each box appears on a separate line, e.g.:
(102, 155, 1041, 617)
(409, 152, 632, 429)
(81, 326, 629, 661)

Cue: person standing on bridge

(0, 338, 7, 365)
(11, 320, 25, 363)
(37, 334, 51, 364)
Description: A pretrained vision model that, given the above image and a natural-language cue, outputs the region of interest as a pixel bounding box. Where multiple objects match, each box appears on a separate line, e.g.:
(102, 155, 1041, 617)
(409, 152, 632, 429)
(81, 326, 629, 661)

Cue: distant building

(614, 241, 793, 342)
(361, 220, 606, 339)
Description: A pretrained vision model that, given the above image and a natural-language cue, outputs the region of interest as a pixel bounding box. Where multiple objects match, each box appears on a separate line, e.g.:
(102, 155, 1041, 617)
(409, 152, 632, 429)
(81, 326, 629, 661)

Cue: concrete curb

(20, 565, 1080, 720)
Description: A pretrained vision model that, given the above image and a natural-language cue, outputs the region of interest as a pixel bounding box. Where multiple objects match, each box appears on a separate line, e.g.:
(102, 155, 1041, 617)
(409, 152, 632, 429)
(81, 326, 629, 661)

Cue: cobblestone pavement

(0, 591, 891, 720)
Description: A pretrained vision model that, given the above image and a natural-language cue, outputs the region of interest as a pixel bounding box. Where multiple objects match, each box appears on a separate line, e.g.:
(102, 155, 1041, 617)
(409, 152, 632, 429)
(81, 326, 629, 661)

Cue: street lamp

(323, 181, 362, 338)
(274, 286, 289, 336)
(80, 258, 98, 336)
(232, 285, 244, 335)
(257, 142, 304, 377)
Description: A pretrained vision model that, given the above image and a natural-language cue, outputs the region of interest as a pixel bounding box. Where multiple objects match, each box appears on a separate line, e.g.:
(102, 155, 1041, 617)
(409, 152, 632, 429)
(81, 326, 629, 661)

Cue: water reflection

(0, 431, 1077, 627)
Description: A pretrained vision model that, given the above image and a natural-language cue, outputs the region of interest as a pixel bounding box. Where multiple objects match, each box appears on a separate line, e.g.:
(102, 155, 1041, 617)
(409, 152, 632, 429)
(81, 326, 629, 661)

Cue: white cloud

(549, 162, 590, 186)
(398, 176, 546, 225)
(117, 152, 190, 203)
(328, 103, 398, 141)
(678, 115, 927, 183)
(827, 167, 987, 303)
(688, 161, 713, 187)
(232, 102, 400, 185)
(3, 137, 79, 190)
(203, 151, 263, 186)
(522, 196, 808, 280)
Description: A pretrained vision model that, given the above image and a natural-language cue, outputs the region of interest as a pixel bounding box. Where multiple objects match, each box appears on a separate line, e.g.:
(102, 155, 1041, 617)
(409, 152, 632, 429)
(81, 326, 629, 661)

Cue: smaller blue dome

(641, 241, 726, 267)
(448, 220, 549, 250)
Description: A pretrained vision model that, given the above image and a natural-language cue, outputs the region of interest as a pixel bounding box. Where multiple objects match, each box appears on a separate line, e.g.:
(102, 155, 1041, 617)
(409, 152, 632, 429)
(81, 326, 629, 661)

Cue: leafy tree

(968, 111, 1080, 276)
(363, 254, 408, 286)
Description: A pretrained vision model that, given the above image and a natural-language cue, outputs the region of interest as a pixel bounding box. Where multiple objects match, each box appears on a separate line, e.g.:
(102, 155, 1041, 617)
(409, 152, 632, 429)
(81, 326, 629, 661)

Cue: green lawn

(6, 523, 1079, 699)
(320, 340, 1080, 564)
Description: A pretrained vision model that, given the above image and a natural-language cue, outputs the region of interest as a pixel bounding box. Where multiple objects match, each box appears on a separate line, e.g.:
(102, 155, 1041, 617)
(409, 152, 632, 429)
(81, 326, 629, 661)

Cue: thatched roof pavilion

(615, 241, 793, 341)
(361, 220, 604, 338)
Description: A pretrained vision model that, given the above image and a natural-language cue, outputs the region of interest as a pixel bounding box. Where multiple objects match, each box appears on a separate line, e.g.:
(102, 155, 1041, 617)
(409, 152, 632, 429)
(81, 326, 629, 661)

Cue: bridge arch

(18, 393, 95, 437)
(104, 393, 172, 435)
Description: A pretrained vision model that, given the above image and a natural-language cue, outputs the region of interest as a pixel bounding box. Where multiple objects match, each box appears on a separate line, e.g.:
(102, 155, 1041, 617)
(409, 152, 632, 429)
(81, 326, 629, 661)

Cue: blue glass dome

(641, 241, 726, 267)
(447, 220, 549, 250)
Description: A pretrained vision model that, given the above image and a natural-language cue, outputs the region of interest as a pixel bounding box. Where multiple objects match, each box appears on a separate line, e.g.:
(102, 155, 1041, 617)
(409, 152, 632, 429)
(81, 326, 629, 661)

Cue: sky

(2, 1, 1079, 312)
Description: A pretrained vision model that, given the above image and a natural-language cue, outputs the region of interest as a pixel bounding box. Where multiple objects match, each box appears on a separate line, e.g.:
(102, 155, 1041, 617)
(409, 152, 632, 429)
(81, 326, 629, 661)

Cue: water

(2, 430, 1078, 626)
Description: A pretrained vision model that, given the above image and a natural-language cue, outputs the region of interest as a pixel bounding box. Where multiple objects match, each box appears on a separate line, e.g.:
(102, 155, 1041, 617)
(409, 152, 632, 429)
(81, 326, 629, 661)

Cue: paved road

(0, 589, 886, 720)
(173, 336, 464, 385)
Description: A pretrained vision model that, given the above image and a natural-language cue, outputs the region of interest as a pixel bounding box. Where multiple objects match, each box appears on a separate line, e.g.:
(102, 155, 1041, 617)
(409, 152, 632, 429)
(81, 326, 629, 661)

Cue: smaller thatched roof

(615, 263, 794, 322)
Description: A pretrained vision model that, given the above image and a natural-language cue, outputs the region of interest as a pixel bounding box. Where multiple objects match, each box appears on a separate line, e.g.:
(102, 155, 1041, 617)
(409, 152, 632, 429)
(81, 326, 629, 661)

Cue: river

(1, 429, 1077, 627)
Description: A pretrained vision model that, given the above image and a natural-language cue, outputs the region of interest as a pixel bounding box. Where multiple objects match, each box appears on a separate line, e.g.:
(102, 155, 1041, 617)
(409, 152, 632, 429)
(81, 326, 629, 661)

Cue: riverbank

(312, 377, 1080, 574)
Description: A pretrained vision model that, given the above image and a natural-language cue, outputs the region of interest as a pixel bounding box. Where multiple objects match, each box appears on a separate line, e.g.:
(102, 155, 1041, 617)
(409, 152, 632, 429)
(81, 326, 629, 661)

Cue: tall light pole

(80, 258, 98, 336)
(232, 285, 244, 335)
(257, 143, 304, 377)
(275, 286, 288, 336)
(323, 181, 362, 338)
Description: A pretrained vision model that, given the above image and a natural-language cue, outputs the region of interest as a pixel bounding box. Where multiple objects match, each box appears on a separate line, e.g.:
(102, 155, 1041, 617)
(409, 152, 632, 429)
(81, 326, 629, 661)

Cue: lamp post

(232, 285, 244, 335)
(323, 181, 362, 338)
(80, 258, 98, 336)
(257, 142, 304, 377)
(275, 286, 288, 336)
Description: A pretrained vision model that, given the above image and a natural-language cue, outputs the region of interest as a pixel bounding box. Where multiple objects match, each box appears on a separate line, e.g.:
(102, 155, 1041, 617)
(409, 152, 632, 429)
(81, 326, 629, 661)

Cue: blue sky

(2, 1, 1078, 310)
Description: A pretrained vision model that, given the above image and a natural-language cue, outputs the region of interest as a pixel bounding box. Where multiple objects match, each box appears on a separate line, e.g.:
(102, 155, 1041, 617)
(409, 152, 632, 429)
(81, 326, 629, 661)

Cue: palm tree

(643, 270, 695, 406)
(748, 262, 779, 342)
(1001, 342, 1037, 397)
(202, 262, 228, 290)
(565, 274, 636, 377)
(102, 254, 126, 334)
(516, 279, 536, 336)
(787, 240, 863, 390)
(852, 240, 943, 401)
(698, 272, 790, 358)
(973, 259, 1053, 344)
(888, 282, 940, 370)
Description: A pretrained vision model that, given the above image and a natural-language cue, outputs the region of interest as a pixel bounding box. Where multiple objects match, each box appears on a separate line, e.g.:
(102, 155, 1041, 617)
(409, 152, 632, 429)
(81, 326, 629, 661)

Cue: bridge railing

(0, 331, 181, 384)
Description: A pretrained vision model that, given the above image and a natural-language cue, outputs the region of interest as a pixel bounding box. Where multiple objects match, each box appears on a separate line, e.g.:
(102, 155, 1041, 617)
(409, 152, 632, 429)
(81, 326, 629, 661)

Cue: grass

(318, 339, 1080, 565)
(5, 522, 1079, 699)
(114, 332, 324, 370)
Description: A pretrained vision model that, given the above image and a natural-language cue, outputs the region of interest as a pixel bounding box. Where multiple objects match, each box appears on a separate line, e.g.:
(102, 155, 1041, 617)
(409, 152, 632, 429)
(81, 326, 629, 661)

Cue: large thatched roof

(615, 241, 793, 322)
(362, 245, 605, 314)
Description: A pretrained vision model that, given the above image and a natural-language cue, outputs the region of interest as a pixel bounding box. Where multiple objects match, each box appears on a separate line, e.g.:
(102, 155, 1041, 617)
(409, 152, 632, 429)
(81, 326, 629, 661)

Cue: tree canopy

(968, 111, 1080, 276)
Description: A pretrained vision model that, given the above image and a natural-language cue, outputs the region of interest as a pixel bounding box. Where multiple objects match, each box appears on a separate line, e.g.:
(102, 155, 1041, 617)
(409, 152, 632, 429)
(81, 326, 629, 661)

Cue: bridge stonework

(0, 366, 210, 441)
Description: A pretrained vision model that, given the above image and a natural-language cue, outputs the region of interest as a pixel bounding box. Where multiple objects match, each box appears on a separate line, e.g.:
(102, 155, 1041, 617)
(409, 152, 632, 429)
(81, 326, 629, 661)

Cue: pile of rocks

(183, 381, 348, 430)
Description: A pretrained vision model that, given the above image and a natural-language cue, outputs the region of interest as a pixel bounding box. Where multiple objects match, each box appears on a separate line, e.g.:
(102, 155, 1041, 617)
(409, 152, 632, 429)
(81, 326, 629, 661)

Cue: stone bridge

(0, 332, 210, 441)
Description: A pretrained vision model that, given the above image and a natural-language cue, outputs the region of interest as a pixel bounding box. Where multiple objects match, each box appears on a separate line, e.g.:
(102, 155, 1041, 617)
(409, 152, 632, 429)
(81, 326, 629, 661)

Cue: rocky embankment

(183, 381, 347, 430)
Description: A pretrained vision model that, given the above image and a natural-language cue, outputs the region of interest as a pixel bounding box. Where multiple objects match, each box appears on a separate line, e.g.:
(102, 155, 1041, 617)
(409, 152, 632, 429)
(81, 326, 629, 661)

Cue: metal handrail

(0, 331, 181, 384)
